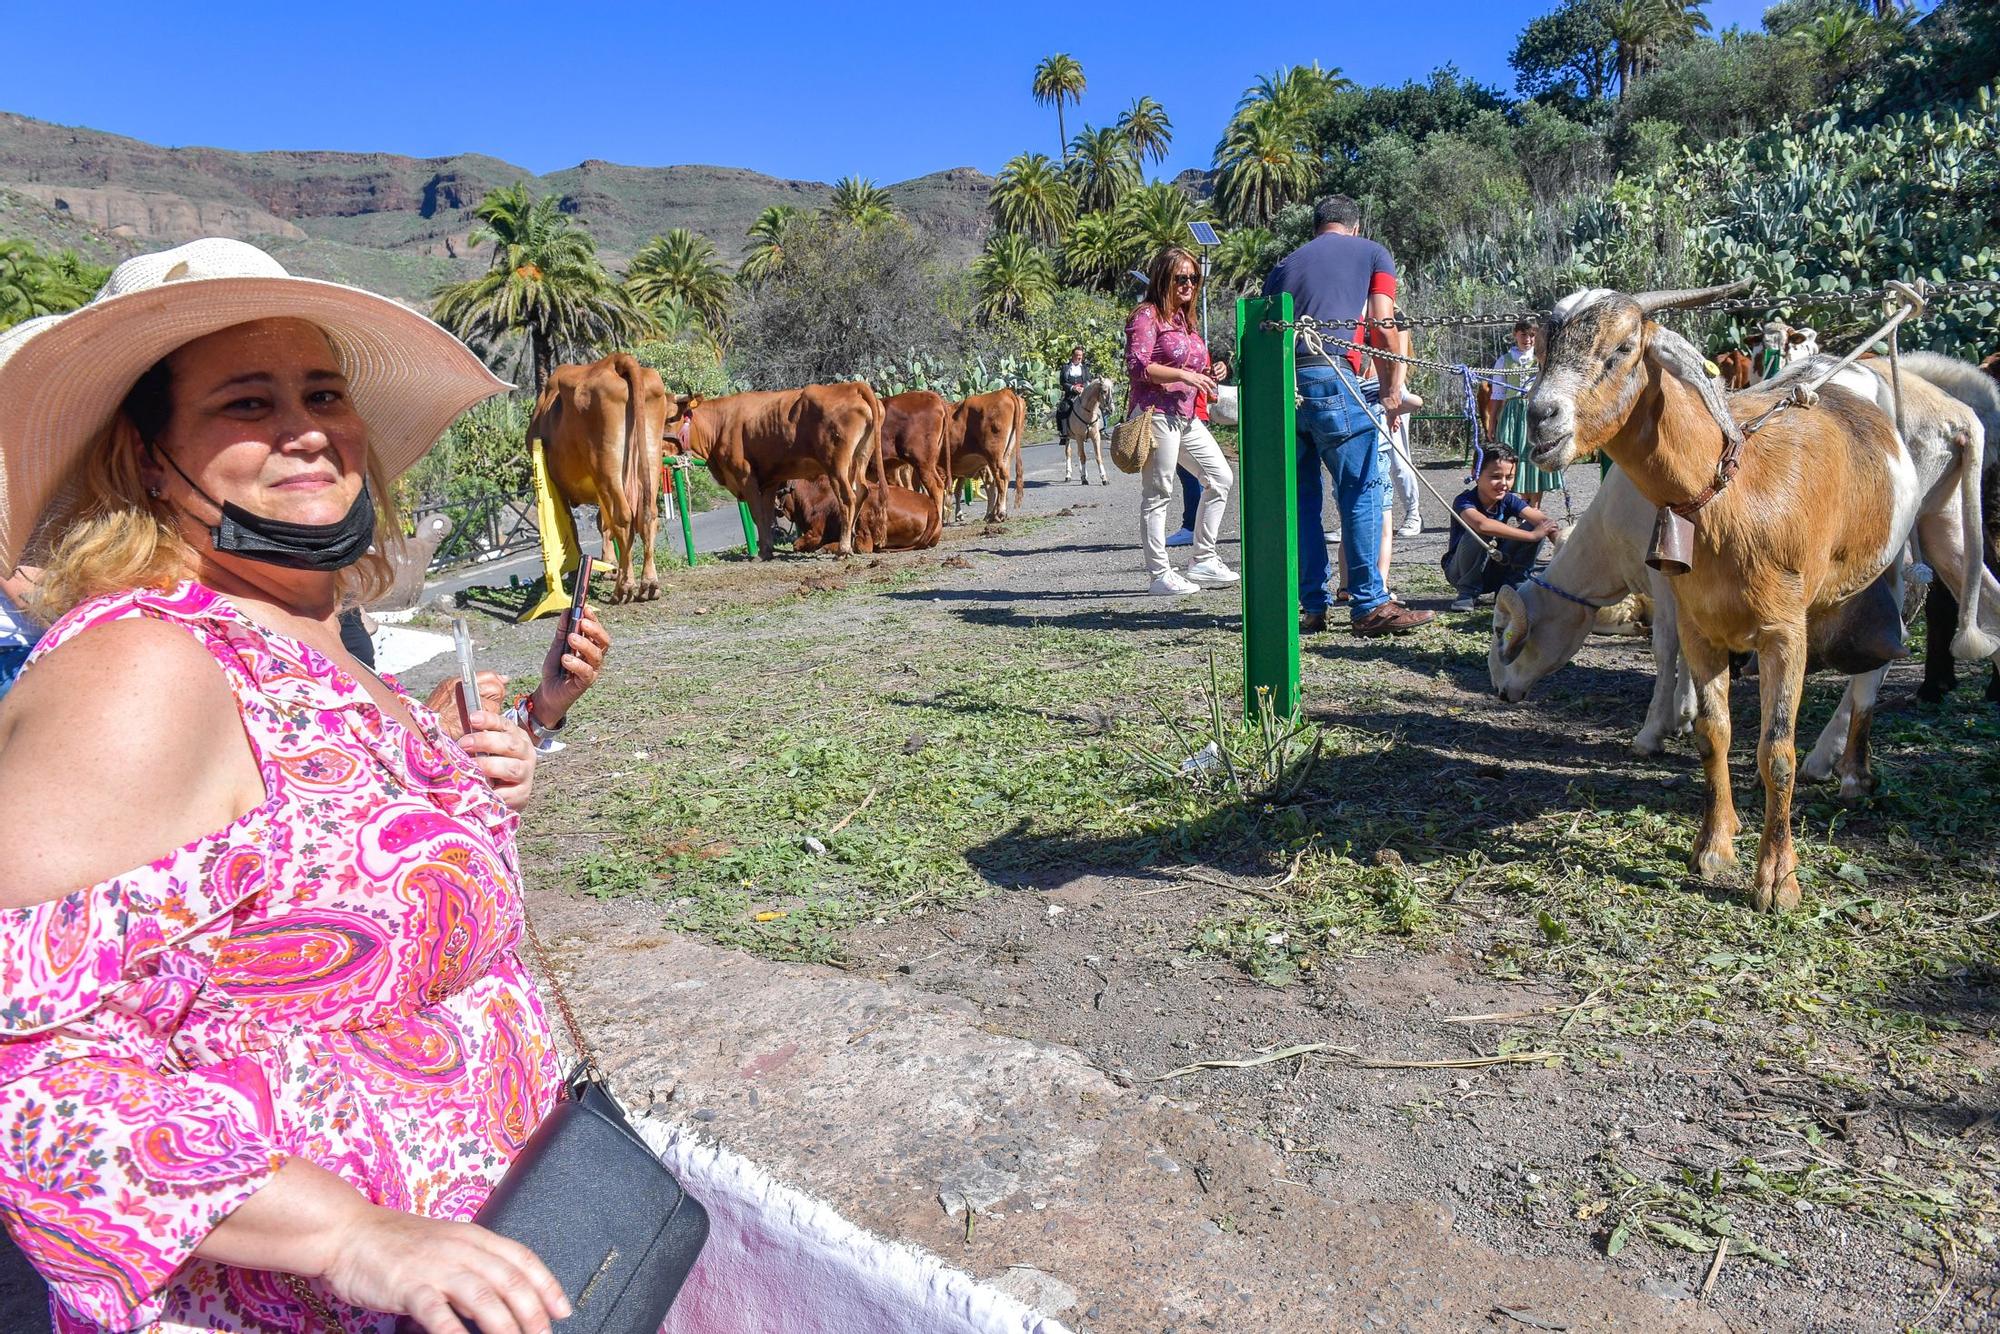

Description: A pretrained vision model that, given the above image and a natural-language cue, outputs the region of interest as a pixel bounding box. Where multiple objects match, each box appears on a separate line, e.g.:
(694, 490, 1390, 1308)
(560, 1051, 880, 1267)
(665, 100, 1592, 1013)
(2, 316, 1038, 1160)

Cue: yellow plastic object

(519, 437, 584, 622)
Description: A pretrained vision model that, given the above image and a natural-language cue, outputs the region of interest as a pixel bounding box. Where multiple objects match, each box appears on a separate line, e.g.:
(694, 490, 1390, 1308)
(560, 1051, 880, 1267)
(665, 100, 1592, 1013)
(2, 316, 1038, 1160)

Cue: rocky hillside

(0, 112, 994, 298)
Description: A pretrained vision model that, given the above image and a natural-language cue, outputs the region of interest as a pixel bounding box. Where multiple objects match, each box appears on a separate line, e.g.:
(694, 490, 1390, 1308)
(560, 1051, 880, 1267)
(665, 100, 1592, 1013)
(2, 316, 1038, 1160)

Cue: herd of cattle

(532, 354, 1028, 601)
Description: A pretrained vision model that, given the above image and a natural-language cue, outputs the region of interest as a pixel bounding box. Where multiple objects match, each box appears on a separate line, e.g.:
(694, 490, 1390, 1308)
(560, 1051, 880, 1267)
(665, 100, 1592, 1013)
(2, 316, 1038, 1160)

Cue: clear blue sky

(10, 0, 1777, 185)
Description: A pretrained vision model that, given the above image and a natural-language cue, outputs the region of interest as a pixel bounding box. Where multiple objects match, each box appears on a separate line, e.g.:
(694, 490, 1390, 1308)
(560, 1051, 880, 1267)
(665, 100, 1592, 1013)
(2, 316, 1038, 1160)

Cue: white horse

(1060, 377, 1116, 485)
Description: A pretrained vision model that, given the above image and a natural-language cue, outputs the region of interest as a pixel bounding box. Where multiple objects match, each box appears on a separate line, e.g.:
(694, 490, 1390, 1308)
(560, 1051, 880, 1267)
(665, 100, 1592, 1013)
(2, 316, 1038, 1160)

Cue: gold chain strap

(520, 905, 598, 1075)
(285, 1273, 343, 1330)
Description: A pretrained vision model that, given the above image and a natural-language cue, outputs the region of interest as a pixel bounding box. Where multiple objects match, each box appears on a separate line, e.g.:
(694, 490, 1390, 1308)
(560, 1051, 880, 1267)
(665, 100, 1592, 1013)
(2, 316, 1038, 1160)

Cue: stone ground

(6, 435, 1994, 1332)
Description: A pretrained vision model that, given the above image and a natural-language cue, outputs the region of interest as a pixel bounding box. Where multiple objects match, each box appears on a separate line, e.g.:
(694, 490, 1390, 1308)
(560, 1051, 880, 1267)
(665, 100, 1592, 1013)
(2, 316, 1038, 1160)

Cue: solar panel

(1187, 221, 1221, 247)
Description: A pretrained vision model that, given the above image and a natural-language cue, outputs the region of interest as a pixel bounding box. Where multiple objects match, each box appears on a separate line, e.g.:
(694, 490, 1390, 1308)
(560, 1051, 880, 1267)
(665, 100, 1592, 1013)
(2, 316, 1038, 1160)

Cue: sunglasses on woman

(1172, 273, 1198, 287)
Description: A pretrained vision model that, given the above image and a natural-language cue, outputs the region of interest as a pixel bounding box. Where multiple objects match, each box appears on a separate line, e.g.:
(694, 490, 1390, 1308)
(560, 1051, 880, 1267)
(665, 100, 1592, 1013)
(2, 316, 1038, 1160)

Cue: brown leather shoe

(1350, 603, 1437, 637)
(1300, 609, 1328, 634)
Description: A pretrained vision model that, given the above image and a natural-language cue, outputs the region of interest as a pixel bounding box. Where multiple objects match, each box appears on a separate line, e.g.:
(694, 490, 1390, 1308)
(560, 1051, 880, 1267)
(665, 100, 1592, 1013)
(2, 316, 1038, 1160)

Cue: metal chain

(1338, 276, 2000, 331)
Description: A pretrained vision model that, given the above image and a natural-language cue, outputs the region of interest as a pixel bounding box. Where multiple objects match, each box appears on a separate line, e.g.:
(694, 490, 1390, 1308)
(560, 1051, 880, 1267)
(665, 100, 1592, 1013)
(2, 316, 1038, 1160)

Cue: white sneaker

(1148, 571, 1202, 596)
(1165, 527, 1194, 548)
(1397, 518, 1423, 538)
(1187, 558, 1239, 586)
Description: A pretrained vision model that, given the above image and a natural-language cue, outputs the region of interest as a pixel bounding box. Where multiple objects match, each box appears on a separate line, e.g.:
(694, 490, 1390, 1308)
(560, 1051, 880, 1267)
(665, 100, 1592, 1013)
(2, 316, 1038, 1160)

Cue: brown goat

(1524, 283, 1991, 913)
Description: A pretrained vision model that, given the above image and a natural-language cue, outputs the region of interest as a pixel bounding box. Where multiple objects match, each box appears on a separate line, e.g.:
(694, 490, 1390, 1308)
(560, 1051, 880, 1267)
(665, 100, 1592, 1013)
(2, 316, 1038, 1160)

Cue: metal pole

(1237, 292, 1299, 720)
(670, 464, 697, 568)
(1200, 251, 1211, 344)
(738, 500, 759, 557)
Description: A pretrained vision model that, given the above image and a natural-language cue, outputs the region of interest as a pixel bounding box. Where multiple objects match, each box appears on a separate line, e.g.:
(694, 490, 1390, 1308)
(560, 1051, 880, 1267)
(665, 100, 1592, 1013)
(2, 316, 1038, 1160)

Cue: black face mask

(151, 445, 377, 572)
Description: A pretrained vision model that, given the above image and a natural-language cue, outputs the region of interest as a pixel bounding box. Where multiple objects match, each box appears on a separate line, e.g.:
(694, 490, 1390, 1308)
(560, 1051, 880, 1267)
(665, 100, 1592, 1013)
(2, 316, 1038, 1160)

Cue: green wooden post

(738, 500, 759, 557)
(670, 464, 698, 568)
(1237, 292, 1300, 720)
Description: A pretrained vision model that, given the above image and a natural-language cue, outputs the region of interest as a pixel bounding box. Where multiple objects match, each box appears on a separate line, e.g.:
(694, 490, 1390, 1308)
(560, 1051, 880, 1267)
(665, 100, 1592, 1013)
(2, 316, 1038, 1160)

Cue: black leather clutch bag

(465, 1065, 709, 1334)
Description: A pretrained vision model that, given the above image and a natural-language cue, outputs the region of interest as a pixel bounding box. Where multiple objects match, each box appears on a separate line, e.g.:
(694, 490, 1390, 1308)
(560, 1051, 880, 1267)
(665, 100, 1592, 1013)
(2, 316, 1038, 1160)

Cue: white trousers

(1140, 413, 1233, 580)
(1384, 421, 1419, 521)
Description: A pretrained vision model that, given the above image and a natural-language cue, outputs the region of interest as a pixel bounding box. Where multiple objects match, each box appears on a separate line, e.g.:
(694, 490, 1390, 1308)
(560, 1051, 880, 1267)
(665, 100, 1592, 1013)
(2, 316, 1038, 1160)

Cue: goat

(1906, 350, 2000, 705)
(1714, 348, 1757, 391)
(1489, 464, 1693, 757)
(1490, 464, 1893, 791)
(1748, 320, 1818, 379)
(1525, 284, 1993, 912)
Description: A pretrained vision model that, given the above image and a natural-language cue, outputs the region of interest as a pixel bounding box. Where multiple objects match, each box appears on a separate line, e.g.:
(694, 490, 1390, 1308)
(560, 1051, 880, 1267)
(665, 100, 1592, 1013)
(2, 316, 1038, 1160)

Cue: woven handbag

(1110, 407, 1156, 474)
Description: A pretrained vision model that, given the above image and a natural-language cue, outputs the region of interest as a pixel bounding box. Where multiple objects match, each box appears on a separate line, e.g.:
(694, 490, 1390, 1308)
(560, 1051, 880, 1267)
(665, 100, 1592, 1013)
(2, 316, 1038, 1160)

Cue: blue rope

(1527, 570, 1618, 610)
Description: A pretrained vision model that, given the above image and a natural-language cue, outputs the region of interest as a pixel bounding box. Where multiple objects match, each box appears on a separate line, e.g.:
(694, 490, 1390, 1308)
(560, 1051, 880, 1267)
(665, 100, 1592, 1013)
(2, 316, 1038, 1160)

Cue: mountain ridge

(0, 111, 996, 297)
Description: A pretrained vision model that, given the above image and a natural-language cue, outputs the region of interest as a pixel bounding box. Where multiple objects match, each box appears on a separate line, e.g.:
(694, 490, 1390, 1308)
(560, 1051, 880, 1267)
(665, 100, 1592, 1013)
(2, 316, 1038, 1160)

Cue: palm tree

(989, 153, 1077, 246)
(1061, 210, 1129, 292)
(971, 233, 1057, 321)
(827, 175, 898, 230)
(1211, 227, 1275, 290)
(1235, 62, 1352, 128)
(1032, 54, 1088, 161)
(0, 242, 103, 329)
(738, 205, 806, 289)
(1066, 125, 1141, 215)
(1115, 182, 1212, 264)
(626, 228, 732, 334)
(1117, 97, 1174, 168)
(1609, 0, 1711, 94)
(430, 183, 652, 395)
(1213, 103, 1317, 226)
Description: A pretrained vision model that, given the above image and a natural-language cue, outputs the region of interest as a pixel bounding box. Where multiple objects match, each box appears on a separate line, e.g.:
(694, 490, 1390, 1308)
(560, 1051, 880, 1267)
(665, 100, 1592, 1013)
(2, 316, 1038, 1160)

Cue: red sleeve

(1369, 272, 1398, 300)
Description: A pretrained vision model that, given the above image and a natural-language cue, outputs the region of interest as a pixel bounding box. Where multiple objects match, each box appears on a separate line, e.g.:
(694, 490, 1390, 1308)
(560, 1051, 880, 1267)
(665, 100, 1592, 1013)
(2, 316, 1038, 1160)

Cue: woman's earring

(146, 485, 163, 499)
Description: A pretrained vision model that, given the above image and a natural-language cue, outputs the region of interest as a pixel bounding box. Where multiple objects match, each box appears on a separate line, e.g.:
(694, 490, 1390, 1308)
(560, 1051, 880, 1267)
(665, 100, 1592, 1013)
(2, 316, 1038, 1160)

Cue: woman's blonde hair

(31, 342, 403, 621)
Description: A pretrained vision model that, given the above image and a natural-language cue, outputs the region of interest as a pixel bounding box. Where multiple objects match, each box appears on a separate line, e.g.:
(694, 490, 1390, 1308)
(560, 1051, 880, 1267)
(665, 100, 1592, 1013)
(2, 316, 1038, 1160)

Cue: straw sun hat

(0, 237, 510, 568)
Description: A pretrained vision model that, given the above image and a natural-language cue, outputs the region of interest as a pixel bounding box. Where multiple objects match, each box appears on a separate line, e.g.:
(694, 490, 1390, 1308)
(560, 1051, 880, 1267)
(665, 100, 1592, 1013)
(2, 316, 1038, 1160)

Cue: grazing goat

(1489, 464, 1693, 757)
(1525, 284, 1993, 912)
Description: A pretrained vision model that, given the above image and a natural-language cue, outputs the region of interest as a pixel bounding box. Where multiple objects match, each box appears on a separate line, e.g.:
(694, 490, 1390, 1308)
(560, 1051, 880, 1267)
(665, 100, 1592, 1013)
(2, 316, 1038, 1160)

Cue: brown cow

(666, 382, 884, 558)
(779, 476, 940, 553)
(945, 388, 1025, 523)
(1714, 348, 1756, 390)
(879, 390, 952, 525)
(531, 354, 667, 601)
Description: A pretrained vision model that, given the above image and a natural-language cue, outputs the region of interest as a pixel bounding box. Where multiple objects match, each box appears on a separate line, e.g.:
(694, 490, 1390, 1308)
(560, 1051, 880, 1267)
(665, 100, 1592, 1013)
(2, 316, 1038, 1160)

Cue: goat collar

(1666, 428, 1744, 521)
(1526, 571, 1619, 610)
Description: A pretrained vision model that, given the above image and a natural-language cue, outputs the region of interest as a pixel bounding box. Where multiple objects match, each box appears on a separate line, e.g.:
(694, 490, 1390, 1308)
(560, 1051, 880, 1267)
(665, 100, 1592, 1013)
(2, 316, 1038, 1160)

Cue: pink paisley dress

(0, 581, 563, 1333)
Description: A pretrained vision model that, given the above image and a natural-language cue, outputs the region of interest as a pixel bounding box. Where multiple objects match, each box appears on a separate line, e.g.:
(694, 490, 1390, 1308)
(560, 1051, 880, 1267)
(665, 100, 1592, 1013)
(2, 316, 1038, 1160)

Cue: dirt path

(473, 440, 1994, 1332)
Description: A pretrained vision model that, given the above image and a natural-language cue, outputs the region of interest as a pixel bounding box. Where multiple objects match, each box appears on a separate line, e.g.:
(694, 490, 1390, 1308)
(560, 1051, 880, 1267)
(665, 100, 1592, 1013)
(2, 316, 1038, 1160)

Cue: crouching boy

(1442, 447, 1556, 611)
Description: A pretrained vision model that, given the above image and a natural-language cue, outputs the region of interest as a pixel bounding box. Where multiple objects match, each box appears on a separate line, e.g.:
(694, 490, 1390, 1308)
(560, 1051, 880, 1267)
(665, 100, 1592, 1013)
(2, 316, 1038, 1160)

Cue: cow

(779, 475, 940, 553)
(1059, 376, 1117, 485)
(946, 388, 1025, 523)
(879, 389, 952, 526)
(532, 354, 668, 601)
(1714, 348, 1757, 390)
(665, 382, 884, 558)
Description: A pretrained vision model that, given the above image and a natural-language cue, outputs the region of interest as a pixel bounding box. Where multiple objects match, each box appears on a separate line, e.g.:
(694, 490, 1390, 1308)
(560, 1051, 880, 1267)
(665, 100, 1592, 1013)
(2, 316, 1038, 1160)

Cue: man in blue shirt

(1263, 197, 1435, 636)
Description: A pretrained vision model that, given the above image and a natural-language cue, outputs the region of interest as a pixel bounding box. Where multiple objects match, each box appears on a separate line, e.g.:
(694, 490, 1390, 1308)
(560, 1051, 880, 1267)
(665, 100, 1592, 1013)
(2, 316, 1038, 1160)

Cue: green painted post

(1237, 292, 1300, 720)
(738, 500, 759, 557)
(670, 465, 697, 568)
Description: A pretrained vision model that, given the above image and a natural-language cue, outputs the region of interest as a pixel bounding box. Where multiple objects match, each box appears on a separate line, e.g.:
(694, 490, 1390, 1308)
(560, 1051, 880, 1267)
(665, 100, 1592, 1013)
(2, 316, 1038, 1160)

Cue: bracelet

(516, 693, 567, 744)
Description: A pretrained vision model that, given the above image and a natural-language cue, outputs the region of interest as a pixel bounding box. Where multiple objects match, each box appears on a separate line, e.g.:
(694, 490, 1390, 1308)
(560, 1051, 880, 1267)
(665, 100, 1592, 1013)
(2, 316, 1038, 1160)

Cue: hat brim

(0, 274, 511, 568)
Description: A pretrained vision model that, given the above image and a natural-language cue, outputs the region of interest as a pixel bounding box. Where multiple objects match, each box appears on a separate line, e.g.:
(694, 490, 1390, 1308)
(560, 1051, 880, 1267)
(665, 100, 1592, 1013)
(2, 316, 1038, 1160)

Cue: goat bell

(1646, 507, 1694, 577)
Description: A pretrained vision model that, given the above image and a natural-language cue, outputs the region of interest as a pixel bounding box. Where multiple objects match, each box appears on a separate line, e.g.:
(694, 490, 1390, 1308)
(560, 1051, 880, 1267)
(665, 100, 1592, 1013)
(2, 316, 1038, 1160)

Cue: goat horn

(1632, 279, 1754, 315)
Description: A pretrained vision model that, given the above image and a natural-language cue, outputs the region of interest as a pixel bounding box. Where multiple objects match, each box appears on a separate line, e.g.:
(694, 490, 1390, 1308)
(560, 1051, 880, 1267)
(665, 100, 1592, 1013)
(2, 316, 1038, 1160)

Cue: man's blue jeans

(1296, 366, 1386, 618)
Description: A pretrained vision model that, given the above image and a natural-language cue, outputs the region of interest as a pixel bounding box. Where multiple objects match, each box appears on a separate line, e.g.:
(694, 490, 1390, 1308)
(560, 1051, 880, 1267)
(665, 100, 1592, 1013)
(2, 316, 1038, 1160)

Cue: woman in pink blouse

(0, 240, 570, 1334)
(1124, 247, 1236, 596)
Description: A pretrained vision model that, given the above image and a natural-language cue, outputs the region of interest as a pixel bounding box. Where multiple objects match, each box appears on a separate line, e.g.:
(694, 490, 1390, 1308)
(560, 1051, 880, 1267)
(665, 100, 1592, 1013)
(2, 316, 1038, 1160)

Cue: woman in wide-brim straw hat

(0, 239, 574, 1334)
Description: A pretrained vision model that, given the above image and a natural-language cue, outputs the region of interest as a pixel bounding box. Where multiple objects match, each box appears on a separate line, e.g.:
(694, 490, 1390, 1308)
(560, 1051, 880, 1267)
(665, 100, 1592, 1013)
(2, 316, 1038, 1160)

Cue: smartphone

(452, 617, 480, 729)
(563, 555, 594, 682)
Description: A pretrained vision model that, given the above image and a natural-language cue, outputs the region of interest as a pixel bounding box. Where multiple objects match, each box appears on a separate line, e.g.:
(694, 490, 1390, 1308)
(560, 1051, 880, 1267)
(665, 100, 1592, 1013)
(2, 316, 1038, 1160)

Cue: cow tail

(1009, 390, 1025, 508)
(613, 359, 649, 528)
